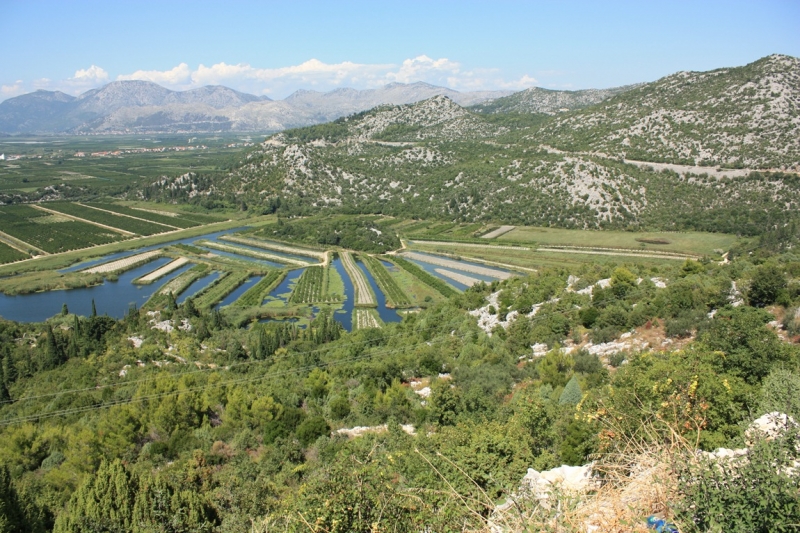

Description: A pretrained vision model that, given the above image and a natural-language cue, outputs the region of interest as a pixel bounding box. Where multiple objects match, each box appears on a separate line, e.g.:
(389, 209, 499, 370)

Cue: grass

(410, 241, 683, 271)
(381, 259, 444, 307)
(497, 226, 742, 258)
(0, 270, 106, 295)
(388, 256, 459, 298)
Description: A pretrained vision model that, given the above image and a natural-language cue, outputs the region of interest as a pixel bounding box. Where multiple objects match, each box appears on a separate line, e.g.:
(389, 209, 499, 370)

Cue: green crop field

(84, 202, 211, 229)
(359, 254, 412, 307)
(389, 255, 459, 298)
(0, 241, 29, 264)
(45, 202, 173, 235)
(234, 270, 287, 307)
(0, 204, 125, 254)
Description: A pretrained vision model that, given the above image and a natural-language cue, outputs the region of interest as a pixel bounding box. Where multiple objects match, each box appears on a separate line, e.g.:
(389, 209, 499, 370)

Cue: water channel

(0, 229, 472, 329)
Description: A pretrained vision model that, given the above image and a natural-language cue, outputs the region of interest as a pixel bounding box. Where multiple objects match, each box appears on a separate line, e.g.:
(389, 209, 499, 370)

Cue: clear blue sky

(2, 0, 798, 100)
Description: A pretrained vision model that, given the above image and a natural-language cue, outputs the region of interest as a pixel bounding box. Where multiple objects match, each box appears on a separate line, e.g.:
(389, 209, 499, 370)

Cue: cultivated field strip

(359, 254, 412, 308)
(31, 204, 135, 236)
(198, 240, 311, 266)
(158, 267, 208, 296)
(44, 202, 171, 236)
(355, 308, 382, 330)
(434, 268, 482, 287)
(83, 250, 162, 274)
(220, 235, 326, 261)
(288, 266, 340, 304)
(194, 271, 251, 309)
(412, 240, 530, 251)
(234, 270, 287, 307)
(400, 251, 513, 280)
(0, 241, 29, 264)
(0, 229, 42, 256)
(0, 204, 123, 254)
(136, 257, 190, 283)
(481, 225, 516, 239)
(81, 203, 182, 229)
(340, 252, 376, 307)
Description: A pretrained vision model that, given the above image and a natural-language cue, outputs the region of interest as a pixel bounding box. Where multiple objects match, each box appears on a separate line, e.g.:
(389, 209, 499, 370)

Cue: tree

(61, 303, 69, 316)
(558, 375, 582, 405)
(748, 263, 787, 307)
(90, 299, 97, 318)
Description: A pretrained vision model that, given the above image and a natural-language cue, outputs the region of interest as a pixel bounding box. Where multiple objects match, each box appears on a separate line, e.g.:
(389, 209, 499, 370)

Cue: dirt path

(137, 257, 190, 283)
(401, 251, 514, 280)
(341, 252, 375, 306)
(481, 225, 516, 239)
(83, 250, 162, 274)
(0, 229, 46, 255)
(77, 203, 178, 229)
(32, 204, 135, 236)
(537, 246, 694, 260)
(219, 235, 325, 261)
(200, 240, 311, 266)
(434, 268, 482, 287)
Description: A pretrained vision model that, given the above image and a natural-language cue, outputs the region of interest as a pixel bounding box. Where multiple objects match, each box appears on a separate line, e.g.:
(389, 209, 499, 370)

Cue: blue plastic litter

(646, 516, 679, 533)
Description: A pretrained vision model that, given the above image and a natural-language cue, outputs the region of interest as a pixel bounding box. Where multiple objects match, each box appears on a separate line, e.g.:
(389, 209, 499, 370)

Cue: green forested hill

(1, 244, 799, 531)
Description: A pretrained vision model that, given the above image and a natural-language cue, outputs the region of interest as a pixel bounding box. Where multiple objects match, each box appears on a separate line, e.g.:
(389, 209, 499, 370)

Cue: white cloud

(386, 55, 461, 84)
(1, 80, 25, 98)
(117, 63, 192, 85)
(72, 65, 109, 82)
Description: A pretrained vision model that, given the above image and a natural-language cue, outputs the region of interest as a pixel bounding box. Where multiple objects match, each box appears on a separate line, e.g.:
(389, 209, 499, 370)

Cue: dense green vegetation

(0, 244, 798, 531)
(85, 202, 224, 228)
(250, 216, 401, 253)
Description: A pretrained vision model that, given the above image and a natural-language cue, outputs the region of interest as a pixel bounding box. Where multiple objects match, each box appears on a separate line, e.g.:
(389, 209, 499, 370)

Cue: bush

(296, 415, 330, 446)
(675, 428, 800, 532)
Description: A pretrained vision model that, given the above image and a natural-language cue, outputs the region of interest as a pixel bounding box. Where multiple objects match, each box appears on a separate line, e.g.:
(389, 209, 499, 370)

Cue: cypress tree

(61, 303, 69, 316)
(0, 465, 27, 532)
(559, 375, 583, 405)
(0, 364, 9, 403)
(90, 299, 97, 318)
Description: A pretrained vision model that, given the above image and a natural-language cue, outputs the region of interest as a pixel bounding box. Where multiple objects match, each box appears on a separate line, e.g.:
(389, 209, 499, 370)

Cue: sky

(1, 0, 799, 101)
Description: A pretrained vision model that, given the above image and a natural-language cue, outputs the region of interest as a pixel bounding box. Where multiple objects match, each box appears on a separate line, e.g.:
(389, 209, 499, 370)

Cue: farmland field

(84, 203, 208, 229)
(359, 254, 412, 308)
(234, 270, 287, 307)
(194, 271, 251, 309)
(44, 202, 173, 236)
(0, 204, 125, 254)
(288, 266, 340, 304)
(496, 226, 741, 258)
(0, 241, 29, 264)
(389, 255, 459, 298)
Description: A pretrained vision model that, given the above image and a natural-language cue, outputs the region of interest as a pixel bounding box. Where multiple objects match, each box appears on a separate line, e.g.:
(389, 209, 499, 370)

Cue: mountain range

(0, 81, 520, 134)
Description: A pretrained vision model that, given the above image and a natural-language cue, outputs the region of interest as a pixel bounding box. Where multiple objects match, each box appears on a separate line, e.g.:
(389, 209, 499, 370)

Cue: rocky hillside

(470, 84, 639, 115)
(152, 80, 800, 235)
(532, 54, 800, 170)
